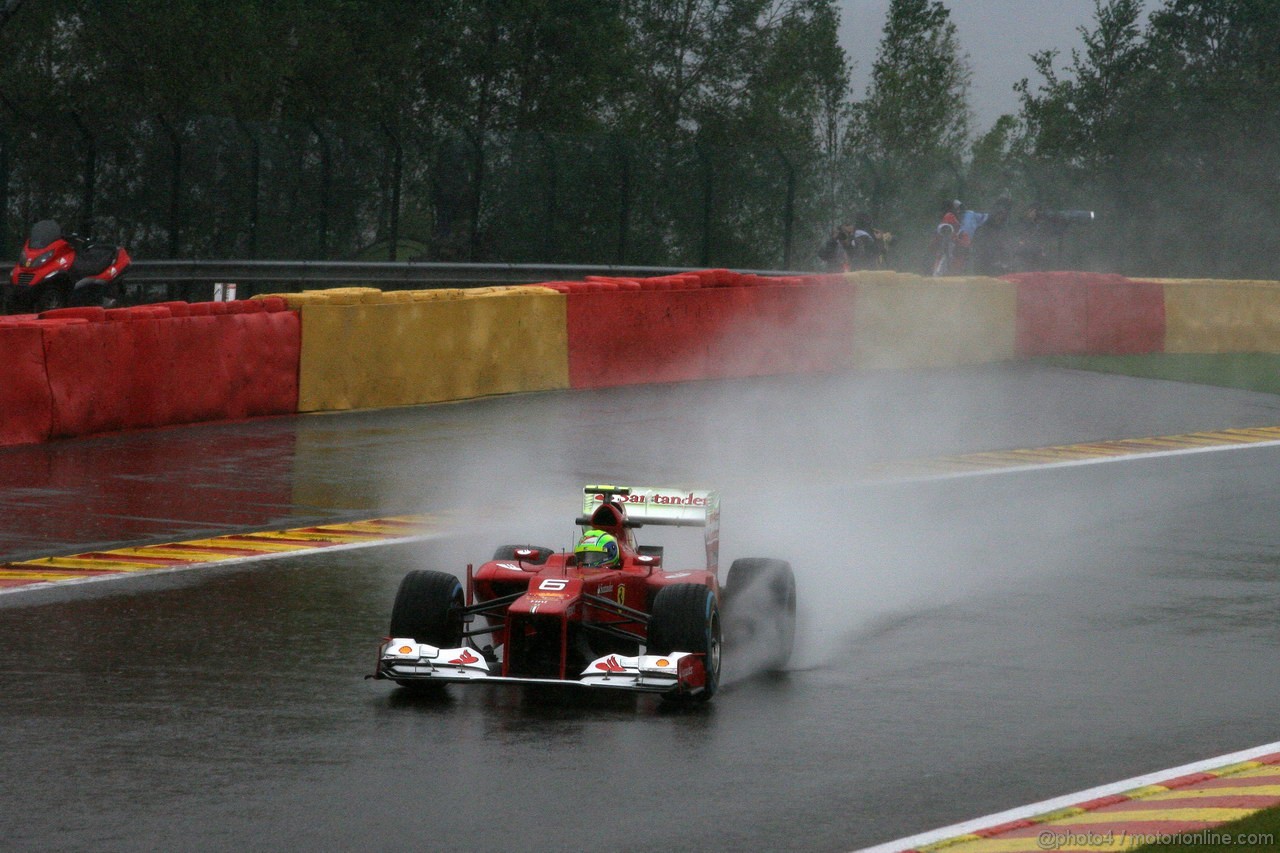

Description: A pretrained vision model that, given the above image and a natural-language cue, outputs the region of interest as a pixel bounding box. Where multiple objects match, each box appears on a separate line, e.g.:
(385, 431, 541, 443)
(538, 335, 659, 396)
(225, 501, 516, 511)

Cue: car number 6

(538, 579, 568, 591)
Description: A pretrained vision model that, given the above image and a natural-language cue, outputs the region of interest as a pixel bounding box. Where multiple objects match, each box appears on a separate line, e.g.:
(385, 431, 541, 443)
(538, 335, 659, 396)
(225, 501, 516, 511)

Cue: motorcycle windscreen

(28, 220, 62, 249)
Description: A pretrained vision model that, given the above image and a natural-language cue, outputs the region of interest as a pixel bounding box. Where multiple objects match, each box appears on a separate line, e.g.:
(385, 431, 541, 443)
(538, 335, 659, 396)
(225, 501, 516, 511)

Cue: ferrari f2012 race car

(372, 485, 796, 702)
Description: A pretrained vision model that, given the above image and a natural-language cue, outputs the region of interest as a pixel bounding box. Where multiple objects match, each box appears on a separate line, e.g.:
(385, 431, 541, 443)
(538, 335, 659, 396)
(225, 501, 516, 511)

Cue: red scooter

(5, 220, 132, 313)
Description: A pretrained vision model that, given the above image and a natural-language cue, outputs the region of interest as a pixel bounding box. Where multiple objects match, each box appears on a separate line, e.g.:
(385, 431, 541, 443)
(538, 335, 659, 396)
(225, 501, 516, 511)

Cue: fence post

(467, 130, 485, 261)
(698, 143, 713, 268)
(615, 136, 630, 265)
(159, 116, 183, 258)
(310, 121, 331, 258)
(776, 147, 796, 270)
(71, 112, 96, 236)
(237, 121, 261, 259)
(381, 125, 403, 262)
(0, 133, 8, 255)
(539, 132, 557, 262)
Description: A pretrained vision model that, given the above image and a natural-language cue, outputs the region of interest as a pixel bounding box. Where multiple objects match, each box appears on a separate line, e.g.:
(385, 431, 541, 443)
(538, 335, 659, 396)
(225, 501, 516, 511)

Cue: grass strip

(1036, 354, 1280, 396)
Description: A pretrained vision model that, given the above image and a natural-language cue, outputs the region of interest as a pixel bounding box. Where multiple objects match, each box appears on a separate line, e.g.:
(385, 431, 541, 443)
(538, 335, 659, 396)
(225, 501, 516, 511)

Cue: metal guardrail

(126, 260, 809, 302)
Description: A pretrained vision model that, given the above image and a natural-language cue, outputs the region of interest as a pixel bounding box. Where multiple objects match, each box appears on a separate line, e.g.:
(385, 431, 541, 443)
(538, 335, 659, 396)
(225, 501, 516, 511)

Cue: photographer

(973, 197, 1014, 276)
(817, 223, 854, 272)
(1015, 205, 1094, 271)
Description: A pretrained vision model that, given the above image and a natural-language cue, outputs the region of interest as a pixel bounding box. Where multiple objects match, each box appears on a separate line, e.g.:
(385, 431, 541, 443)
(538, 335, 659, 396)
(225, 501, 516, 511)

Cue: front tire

(388, 570, 465, 647)
(648, 584, 722, 702)
(34, 282, 68, 313)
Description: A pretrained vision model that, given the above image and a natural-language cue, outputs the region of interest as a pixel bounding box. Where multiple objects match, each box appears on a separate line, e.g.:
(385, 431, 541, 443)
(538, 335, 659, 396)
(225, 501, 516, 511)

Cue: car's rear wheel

(648, 583, 722, 702)
(722, 558, 796, 671)
(388, 570, 465, 647)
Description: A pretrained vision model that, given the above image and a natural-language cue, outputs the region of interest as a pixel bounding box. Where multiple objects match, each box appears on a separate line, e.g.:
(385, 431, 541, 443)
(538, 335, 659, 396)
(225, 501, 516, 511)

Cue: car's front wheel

(388, 570, 465, 647)
(648, 583, 722, 702)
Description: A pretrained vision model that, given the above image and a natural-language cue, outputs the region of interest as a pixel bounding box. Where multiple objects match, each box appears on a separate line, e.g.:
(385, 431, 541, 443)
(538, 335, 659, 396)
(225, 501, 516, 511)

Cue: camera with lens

(1041, 209, 1095, 225)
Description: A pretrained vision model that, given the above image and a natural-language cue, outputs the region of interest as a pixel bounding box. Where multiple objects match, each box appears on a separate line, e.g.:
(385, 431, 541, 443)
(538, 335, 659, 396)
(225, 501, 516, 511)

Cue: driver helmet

(574, 529, 620, 568)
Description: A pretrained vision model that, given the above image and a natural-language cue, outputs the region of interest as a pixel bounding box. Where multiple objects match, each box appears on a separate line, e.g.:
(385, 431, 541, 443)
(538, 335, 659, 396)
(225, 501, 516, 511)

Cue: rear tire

(722, 558, 796, 671)
(388, 570, 464, 647)
(648, 584, 722, 702)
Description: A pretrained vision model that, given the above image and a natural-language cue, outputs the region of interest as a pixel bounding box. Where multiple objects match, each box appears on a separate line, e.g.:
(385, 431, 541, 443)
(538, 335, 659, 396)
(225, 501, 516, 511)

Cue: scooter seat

(71, 244, 117, 278)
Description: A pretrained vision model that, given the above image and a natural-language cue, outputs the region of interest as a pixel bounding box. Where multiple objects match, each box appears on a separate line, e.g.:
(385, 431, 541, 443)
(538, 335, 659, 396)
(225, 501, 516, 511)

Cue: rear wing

(580, 485, 721, 573)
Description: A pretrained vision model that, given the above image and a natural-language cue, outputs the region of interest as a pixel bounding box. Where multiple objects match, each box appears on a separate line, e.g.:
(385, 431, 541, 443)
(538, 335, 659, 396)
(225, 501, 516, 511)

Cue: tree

(844, 0, 970, 265)
(1012, 0, 1280, 275)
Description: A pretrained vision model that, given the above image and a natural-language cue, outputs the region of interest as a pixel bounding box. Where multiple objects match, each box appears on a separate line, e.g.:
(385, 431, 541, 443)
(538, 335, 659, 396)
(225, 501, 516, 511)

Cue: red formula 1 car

(372, 485, 796, 703)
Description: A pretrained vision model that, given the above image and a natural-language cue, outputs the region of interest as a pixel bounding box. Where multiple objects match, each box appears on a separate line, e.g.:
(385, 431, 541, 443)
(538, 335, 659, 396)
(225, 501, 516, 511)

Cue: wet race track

(5, 365, 1280, 852)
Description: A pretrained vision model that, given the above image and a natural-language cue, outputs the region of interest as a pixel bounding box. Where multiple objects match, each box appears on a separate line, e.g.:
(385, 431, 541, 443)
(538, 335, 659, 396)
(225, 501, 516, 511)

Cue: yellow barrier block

(312, 286, 385, 306)
(1163, 278, 1280, 352)
(280, 292, 330, 307)
(849, 273, 1017, 369)
(409, 288, 469, 301)
(298, 289, 570, 412)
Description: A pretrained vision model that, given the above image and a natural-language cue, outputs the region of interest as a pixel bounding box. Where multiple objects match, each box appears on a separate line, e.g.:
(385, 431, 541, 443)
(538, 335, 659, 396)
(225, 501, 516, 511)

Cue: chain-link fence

(1, 115, 848, 271)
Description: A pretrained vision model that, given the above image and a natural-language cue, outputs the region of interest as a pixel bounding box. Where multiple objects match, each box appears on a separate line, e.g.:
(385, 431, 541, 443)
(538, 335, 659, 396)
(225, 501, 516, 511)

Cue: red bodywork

(375, 486, 725, 697)
(470, 499, 717, 681)
(6, 220, 131, 312)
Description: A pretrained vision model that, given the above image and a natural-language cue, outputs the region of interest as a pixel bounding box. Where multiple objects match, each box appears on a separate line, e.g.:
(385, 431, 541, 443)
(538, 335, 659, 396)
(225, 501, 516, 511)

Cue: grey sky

(839, 0, 1147, 132)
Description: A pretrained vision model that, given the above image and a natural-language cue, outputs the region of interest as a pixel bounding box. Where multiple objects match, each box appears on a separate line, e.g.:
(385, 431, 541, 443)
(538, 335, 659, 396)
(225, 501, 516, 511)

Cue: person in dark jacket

(848, 213, 886, 270)
(973, 197, 1015, 276)
(818, 223, 854, 272)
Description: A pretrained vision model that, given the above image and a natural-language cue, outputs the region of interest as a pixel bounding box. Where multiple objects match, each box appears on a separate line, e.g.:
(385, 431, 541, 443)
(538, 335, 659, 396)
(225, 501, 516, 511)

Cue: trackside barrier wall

(559, 272, 856, 389)
(296, 287, 569, 412)
(7, 270, 1280, 448)
(850, 272, 1017, 369)
(0, 322, 55, 445)
(0, 299, 299, 446)
(1154, 279, 1280, 353)
(1003, 272, 1166, 356)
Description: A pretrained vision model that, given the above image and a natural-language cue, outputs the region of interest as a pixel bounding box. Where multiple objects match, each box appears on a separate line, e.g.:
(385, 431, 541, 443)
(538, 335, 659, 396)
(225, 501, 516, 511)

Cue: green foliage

(0, 0, 850, 267)
(1012, 0, 1280, 276)
(844, 0, 971, 267)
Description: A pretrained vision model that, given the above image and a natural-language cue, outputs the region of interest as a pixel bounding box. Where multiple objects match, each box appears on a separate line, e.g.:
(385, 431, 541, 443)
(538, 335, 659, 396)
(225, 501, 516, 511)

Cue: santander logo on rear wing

(582, 485, 722, 572)
(582, 484, 720, 527)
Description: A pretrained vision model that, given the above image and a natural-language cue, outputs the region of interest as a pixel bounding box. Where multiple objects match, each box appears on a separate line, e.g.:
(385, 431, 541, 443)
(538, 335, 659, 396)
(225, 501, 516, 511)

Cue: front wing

(373, 638, 708, 696)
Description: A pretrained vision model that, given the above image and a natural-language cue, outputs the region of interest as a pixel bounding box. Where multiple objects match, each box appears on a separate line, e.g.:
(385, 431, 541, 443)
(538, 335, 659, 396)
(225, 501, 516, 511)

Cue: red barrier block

(43, 319, 131, 436)
(155, 301, 191, 317)
(42, 308, 302, 438)
(256, 297, 287, 313)
(566, 281, 853, 388)
(224, 310, 302, 417)
(39, 306, 106, 322)
(1010, 272, 1164, 356)
(0, 325, 54, 446)
(1089, 276, 1164, 353)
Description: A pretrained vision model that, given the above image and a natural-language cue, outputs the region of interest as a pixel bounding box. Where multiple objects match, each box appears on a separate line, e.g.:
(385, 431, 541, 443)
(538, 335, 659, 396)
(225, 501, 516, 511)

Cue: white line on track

(854, 741, 1280, 852)
(880, 436, 1280, 483)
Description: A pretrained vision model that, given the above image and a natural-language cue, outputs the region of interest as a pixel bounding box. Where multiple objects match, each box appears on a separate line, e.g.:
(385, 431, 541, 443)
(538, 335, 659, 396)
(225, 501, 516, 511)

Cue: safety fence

(2, 270, 1279, 447)
(1, 121, 826, 271)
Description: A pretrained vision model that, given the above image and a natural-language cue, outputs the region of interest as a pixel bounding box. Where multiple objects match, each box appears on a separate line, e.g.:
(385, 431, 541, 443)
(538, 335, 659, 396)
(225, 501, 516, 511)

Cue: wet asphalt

(3, 365, 1280, 852)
